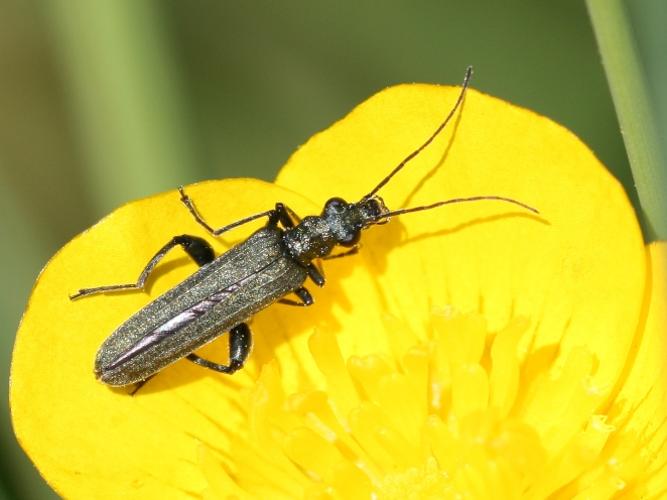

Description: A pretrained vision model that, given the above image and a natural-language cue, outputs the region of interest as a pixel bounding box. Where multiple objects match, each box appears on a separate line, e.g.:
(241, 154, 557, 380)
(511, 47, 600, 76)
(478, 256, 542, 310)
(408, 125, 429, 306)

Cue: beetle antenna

(362, 66, 473, 201)
(378, 195, 539, 219)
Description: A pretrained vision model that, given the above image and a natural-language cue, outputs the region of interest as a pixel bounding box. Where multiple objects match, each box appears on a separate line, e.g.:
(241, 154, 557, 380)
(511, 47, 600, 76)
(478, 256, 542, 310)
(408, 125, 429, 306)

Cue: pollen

(198, 311, 656, 498)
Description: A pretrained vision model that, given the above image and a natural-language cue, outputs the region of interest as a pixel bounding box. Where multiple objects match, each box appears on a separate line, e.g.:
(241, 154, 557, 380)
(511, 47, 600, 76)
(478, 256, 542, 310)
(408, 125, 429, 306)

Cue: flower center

(199, 311, 652, 498)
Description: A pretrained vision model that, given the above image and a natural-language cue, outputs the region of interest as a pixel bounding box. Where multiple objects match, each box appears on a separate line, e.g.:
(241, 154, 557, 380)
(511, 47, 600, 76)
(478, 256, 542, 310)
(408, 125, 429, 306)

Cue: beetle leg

(186, 323, 252, 374)
(129, 376, 154, 396)
(273, 203, 302, 229)
(179, 186, 275, 236)
(278, 287, 314, 307)
(306, 263, 326, 287)
(70, 235, 215, 299)
(323, 246, 360, 260)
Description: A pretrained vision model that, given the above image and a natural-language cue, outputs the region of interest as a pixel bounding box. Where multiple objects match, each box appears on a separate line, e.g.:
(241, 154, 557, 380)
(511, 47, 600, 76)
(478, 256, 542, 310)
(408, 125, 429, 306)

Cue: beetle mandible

(71, 67, 538, 390)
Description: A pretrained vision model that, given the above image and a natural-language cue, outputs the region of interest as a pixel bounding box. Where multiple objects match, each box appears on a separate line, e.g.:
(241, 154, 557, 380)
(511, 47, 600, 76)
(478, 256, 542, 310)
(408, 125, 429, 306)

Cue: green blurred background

(0, 1, 664, 498)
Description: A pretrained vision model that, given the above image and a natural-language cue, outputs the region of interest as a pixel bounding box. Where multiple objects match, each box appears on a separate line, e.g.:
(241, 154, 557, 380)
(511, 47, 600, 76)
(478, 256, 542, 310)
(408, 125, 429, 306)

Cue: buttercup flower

(11, 84, 666, 498)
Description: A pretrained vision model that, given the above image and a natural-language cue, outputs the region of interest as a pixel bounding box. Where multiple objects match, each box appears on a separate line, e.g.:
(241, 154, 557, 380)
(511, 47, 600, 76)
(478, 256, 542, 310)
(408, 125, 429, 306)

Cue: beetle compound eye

(367, 198, 386, 218)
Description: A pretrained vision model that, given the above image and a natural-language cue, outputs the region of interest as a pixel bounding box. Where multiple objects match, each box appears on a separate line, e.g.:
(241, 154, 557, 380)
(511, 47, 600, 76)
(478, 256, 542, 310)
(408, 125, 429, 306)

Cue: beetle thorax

(283, 216, 337, 265)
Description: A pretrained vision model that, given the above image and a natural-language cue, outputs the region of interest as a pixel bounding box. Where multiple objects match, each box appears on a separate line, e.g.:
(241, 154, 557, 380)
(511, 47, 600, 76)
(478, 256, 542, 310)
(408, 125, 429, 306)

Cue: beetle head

(317, 67, 538, 252)
(322, 196, 389, 247)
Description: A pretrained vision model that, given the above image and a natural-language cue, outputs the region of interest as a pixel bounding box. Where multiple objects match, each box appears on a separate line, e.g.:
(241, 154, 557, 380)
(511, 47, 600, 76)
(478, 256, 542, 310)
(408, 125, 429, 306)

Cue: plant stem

(587, 0, 667, 241)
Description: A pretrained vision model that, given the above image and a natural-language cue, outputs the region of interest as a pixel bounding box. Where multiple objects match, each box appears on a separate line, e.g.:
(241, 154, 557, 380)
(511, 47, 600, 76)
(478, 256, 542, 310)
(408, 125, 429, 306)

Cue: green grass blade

(44, 0, 198, 214)
(587, 0, 667, 241)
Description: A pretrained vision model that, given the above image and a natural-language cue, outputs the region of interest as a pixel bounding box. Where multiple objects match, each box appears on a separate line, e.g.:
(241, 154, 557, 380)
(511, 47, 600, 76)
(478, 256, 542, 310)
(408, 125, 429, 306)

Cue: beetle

(71, 67, 538, 389)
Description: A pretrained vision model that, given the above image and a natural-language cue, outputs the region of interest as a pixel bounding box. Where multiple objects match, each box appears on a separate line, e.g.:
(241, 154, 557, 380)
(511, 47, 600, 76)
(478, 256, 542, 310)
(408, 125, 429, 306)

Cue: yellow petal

(602, 242, 667, 496)
(277, 84, 645, 394)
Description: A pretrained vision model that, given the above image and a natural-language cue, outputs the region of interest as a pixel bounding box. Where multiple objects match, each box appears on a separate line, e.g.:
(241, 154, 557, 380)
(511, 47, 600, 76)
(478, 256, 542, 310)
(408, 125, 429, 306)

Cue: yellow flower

(11, 84, 666, 499)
